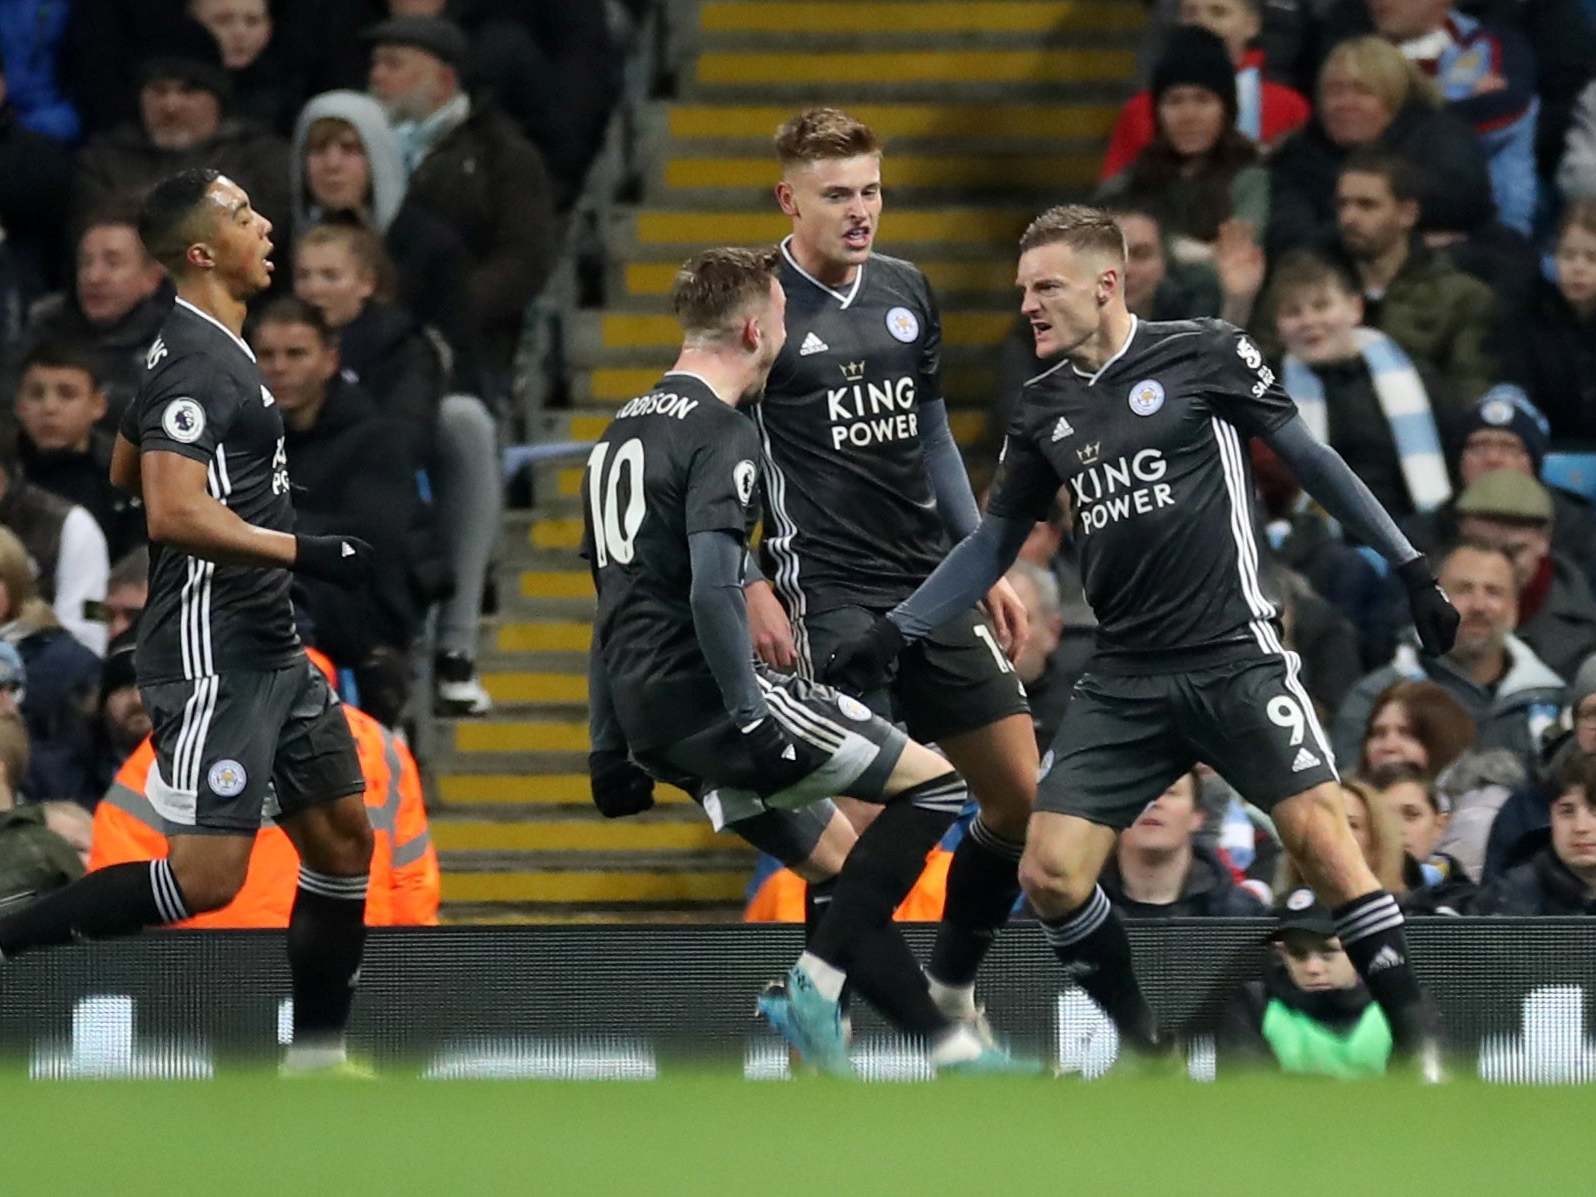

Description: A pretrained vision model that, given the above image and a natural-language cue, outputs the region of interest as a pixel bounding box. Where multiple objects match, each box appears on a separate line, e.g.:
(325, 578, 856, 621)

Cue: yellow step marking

(950, 410, 986, 444)
(601, 310, 1010, 348)
(438, 773, 691, 806)
(495, 620, 591, 653)
(699, 1, 1143, 34)
(669, 102, 1117, 141)
(442, 871, 750, 903)
(665, 153, 1096, 190)
(529, 517, 583, 550)
(455, 720, 589, 754)
(568, 415, 609, 440)
(518, 571, 593, 599)
(434, 820, 735, 853)
(696, 49, 1134, 86)
(636, 208, 1030, 245)
(482, 672, 588, 704)
(557, 466, 582, 497)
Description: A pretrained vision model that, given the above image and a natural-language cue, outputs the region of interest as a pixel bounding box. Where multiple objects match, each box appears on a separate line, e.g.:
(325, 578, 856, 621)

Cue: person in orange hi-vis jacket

(89, 650, 439, 927)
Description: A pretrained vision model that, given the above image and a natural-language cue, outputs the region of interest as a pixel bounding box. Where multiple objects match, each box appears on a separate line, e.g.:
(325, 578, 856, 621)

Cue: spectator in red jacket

(1101, 0, 1310, 180)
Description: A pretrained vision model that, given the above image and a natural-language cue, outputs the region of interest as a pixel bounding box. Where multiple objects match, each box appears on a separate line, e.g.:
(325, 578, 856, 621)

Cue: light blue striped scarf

(1284, 328, 1451, 512)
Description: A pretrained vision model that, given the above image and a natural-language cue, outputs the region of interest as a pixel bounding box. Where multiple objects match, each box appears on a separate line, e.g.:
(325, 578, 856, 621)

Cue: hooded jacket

(1100, 842, 1267, 919)
(289, 90, 480, 393)
(1333, 634, 1565, 771)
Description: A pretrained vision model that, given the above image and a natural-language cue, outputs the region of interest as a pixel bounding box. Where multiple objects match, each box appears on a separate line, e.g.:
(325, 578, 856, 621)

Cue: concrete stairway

(430, 0, 1144, 922)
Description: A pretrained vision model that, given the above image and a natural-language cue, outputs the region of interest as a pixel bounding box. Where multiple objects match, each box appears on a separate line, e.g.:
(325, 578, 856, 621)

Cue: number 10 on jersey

(587, 439, 647, 567)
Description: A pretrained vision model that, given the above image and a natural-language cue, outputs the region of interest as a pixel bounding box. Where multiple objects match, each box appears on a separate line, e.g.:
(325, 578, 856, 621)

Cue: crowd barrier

(2, 921, 1593, 1082)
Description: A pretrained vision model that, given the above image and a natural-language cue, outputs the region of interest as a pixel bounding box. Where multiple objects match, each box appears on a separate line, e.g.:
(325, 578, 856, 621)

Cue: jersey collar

(1070, 314, 1139, 386)
(175, 297, 257, 362)
(662, 369, 728, 403)
(780, 235, 864, 309)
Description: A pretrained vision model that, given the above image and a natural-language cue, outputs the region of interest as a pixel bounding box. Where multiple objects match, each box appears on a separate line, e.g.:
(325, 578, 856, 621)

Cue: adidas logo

(799, 331, 828, 356)
(341, 542, 356, 558)
(1368, 946, 1403, 973)
(1051, 416, 1074, 442)
(781, 744, 796, 761)
(1291, 747, 1320, 772)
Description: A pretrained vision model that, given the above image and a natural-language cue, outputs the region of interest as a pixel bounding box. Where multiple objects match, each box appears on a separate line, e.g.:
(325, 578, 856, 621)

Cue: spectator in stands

(189, 0, 305, 135)
(290, 222, 496, 716)
(252, 298, 422, 671)
(83, 631, 146, 811)
(0, 64, 76, 304)
(91, 647, 440, 927)
(365, 14, 557, 375)
(1499, 202, 1596, 443)
(384, 0, 617, 206)
(1358, 678, 1477, 777)
(1403, 388, 1596, 590)
(1473, 749, 1596, 914)
(1220, 890, 1392, 1077)
(25, 205, 175, 427)
(289, 89, 479, 390)
(1270, 248, 1454, 522)
(0, 2, 79, 142)
(0, 428, 107, 655)
(1098, 771, 1267, 918)
(74, 18, 292, 236)
(13, 342, 144, 562)
(0, 641, 23, 723)
(1334, 540, 1565, 772)
(1110, 204, 1218, 320)
(1451, 470, 1596, 681)
(1329, 148, 1497, 409)
(1361, 0, 1541, 232)
(1267, 36, 1493, 256)
(1366, 759, 1475, 908)
(1099, 29, 1269, 290)
(0, 800, 85, 907)
(0, 680, 27, 797)
(100, 547, 147, 644)
(1101, 0, 1311, 180)
(1006, 559, 1069, 751)
(1561, 80, 1596, 200)
(292, 223, 440, 457)
(1279, 778, 1408, 893)
(1267, 560, 1363, 715)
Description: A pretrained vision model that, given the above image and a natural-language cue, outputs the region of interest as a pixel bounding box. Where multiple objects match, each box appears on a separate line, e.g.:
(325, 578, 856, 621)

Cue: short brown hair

(1558, 198, 1596, 243)
(774, 108, 881, 168)
(295, 220, 397, 302)
(252, 295, 334, 345)
(1018, 204, 1126, 259)
(304, 116, 361, 155)
(1340, 146, 1422, 204)
(1554, 748, 1596, 801)
(1270, 249, 1357, 304)
(671, 246, 780, 341)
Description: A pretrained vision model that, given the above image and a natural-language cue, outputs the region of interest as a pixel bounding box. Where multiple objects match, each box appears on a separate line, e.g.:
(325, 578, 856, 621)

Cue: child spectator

(1499, 201, 1596, 442)
(1101, 0, 1311, 179)
(1474, 749, 1596, 913)
(1221, 889, 1393, 1077)
(1270, 248, 1454, 521)
(188, 0, 306, 135)
(13, 341, 144, 562)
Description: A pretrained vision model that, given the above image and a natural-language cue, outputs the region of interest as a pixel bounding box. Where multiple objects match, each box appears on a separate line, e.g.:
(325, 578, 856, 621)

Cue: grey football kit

(582, 372, 910, 861)
(756, 238, 1026, 741)
(121, 298, 361, 832)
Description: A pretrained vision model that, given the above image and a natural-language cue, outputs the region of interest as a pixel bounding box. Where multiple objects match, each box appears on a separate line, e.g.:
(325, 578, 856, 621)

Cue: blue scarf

(1284, 328, 1451, 512)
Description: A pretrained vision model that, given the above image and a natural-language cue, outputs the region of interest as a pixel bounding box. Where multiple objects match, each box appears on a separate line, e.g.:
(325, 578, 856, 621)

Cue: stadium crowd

(1, 0, 1596, 966)
(0, 0, 641, 918)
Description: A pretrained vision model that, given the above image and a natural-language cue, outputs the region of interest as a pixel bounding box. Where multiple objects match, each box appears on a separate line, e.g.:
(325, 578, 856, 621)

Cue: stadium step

(435, 0, 1145, 922)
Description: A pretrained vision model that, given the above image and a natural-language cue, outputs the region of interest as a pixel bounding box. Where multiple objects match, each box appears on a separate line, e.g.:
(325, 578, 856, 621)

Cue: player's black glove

(589, 750, 655, 818)
(1398, 555, 1459, 657)
(294, 533, 375, 589)
(822, 614, 905, 696)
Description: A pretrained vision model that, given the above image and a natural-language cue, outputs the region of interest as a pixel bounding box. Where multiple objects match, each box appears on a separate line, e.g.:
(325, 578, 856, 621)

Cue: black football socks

(0, 860, 190, 958)
(1039, 885, 1161, 1052)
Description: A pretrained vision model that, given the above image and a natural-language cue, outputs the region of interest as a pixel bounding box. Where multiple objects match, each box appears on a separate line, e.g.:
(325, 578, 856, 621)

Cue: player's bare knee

(1018, 850, 1090, 918)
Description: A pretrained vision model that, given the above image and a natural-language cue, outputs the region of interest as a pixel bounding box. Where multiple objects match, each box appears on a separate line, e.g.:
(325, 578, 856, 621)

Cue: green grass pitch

(6, 1071, 1587, 1194)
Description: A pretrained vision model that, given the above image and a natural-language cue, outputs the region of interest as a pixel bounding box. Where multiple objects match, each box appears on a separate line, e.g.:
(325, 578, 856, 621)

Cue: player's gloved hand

(294, 533, 375, 589)
(822, 614, 905, 696)
(1398, 555, 1459, 657)
(589, 750, 655, 818)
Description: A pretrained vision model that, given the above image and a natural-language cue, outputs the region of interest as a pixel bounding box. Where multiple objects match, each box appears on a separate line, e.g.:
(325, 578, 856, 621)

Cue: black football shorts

(141, 657, 364, 834)
(1037, 652, 1340, 828)
(803, 604, 1029, 743)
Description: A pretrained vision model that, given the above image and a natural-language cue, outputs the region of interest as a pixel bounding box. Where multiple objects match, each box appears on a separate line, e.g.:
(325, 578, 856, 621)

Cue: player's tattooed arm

(689, 530, 769, 726)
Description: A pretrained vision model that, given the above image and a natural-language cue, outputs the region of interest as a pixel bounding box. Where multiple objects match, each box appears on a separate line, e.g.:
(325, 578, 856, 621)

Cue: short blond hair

(1018, 203, 1126, 260)
(1320, 36, 1437, 114)
(0, 527, 37, 623)
(774, 108, 881, 168)
(671, 245, 780, 341)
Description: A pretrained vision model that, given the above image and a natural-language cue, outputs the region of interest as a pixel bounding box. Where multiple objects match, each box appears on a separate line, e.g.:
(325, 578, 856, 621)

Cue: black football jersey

(756, 239, 949, 619)
(582, 372, 763, 749)
(988, 318, 1298, 671)
(123, 298, 300, 684)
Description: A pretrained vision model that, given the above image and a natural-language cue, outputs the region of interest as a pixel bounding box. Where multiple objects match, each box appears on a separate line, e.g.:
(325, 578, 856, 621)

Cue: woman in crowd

(1500, 200, 1596, 442)
(1367, 760, 1476, 910)
(1266, 36, 1493, 256)
(1278, 779, 1406, 895)
(1359, 679, 1478, 779)
(1098, 26, 1268, 294)
(292, 223, 501, 717)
